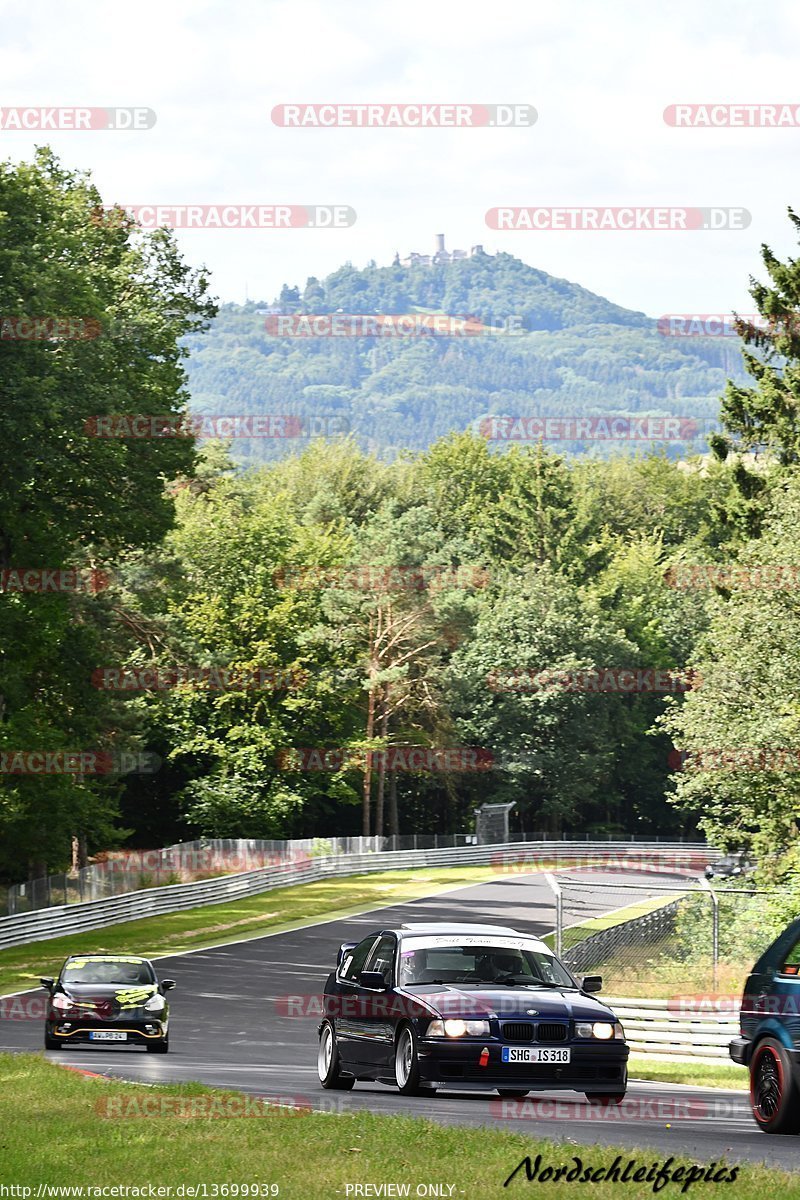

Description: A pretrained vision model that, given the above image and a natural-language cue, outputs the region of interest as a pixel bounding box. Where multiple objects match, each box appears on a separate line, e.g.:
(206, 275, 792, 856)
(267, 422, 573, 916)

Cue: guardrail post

(544, 872, 563, 957)
(700, 875, 719, 992)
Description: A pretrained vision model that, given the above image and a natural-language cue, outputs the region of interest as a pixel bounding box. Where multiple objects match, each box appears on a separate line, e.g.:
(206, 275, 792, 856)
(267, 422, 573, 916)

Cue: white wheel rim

(318, 1026, 333, 1081)
(396, 1030, 413, 1086)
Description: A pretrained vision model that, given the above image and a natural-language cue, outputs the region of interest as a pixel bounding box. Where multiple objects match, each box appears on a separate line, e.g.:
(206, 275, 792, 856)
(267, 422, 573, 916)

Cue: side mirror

(161, 979, 176, 991)
(358, 971, 388, 991)
(40, 977, 54, 992)
(337, 942, 357, 968)
(581, 975, 602, 993)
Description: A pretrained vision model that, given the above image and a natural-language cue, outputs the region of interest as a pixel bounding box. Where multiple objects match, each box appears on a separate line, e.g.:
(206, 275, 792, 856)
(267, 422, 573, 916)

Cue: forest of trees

(4, 150, 800, 882)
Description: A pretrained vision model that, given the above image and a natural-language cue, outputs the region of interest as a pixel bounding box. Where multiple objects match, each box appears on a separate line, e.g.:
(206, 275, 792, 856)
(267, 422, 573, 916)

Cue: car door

(357, 934, 399, 1072)
(769, 931, 800, 1043)
(332, 935, 379, 1070)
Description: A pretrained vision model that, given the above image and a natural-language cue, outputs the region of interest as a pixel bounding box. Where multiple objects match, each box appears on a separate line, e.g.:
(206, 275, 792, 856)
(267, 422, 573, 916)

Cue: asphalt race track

(2, 868, 793, 1168)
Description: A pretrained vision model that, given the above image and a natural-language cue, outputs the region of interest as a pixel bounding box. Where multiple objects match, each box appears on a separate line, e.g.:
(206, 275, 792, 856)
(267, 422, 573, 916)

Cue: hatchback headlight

(51, 993, 74, 1012)
(426, 1018, 491, 1038)
(144, 993, 166, 1013)
(575, 1020, 624, 1040)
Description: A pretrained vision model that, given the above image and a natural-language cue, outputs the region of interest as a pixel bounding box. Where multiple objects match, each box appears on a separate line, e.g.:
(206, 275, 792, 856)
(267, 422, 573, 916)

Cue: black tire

(146, 1035, 169, 1054)
(497, 1089, 530, 1099)
(317, 1021, 354, 1090)
(44, 1029, 60, 1050)
(394, 1024, 436, 1097)
(750, 1037, 800, 1134)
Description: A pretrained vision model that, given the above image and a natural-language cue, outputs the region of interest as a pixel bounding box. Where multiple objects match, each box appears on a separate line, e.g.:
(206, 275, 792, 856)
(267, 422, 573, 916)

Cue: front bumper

(46, 1018, 167, 1044)
(730, 1034, 800, 1073)
(417, 1038, 628, 1091)
(729, 1036, 750, 1066)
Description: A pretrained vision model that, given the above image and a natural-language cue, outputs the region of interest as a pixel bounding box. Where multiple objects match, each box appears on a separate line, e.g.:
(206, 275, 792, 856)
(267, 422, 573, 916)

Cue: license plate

(89, 1031, 127, 1041)
(502, 1046, 571, 1064)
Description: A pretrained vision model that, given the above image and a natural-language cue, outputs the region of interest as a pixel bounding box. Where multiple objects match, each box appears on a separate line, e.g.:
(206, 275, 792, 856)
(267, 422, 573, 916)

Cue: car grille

(501, 1022, 534, 1042)
(536, 1022, 569, 1042)
(501, 1021, 570, 1043)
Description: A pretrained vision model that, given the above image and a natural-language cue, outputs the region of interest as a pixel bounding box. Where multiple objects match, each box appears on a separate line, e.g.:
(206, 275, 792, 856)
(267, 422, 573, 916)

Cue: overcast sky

(3, 0, 800, 318)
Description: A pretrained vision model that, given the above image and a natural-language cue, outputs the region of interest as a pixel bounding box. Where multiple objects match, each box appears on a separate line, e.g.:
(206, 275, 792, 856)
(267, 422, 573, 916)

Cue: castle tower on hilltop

(400, 235, 489, 268)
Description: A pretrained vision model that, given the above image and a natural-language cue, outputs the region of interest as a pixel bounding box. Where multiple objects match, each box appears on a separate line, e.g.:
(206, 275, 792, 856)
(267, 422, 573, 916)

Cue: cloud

(1, 0, 798, 313)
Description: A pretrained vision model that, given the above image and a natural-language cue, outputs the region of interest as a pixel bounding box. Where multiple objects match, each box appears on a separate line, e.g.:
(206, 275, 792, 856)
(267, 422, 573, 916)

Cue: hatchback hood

(56, 982, 157, 1013)
(61, 983, 156, 998)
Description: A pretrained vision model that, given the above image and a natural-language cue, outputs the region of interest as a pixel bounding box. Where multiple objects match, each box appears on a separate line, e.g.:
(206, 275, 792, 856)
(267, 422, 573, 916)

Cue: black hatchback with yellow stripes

(41, 954, 174, 1052)
(317, 923, 628, 1101)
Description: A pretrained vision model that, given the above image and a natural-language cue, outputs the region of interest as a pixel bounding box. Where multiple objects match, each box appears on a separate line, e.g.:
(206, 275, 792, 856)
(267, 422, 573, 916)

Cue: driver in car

(476, 951, 526, 981)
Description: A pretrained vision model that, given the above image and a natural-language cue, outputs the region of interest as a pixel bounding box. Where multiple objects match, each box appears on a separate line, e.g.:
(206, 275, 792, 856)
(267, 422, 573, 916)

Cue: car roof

(63, 953, 149, 963)
(398, 923, 523, 936)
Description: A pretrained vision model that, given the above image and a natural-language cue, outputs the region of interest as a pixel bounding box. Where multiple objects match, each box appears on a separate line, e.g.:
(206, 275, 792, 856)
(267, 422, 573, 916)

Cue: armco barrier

(0, 841, 716, 951)
(606, 997, 738, 1059)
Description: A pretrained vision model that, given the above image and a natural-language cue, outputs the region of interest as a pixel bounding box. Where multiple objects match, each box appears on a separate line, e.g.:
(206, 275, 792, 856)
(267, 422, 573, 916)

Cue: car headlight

(575, 1020, 624, 1040)
(51, 994, 74, 1012)
(144, 993, 166, 1013)
(426, 1018, 491, 1038)
(592, 1022, 615, 1040)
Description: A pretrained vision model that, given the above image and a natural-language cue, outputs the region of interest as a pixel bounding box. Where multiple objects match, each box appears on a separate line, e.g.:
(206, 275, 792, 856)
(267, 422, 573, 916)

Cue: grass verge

(628, 1054, 747, 1089)
(0, 1053, 782, 1198)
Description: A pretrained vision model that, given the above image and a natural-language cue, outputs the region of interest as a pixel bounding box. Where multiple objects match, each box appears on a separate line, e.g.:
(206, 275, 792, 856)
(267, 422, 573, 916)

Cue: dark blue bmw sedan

(317, 922, 628, 1101)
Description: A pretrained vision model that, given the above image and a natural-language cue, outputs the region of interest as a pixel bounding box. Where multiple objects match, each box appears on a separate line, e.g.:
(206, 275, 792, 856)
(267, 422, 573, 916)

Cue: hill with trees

(183, 252, 746, 463)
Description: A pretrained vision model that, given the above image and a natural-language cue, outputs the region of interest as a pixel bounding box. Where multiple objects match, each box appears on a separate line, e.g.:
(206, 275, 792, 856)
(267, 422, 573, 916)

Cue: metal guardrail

(562, 899, 682, 973)
(5, 831, 708, 917)
(606, 997, 739, 1060)
(0, 841, 716, 951)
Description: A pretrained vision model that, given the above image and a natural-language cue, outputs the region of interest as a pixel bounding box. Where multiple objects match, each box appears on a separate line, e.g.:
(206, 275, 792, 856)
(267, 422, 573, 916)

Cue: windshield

(61, 958, 155, 986)
(398, 944, 576, 988)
